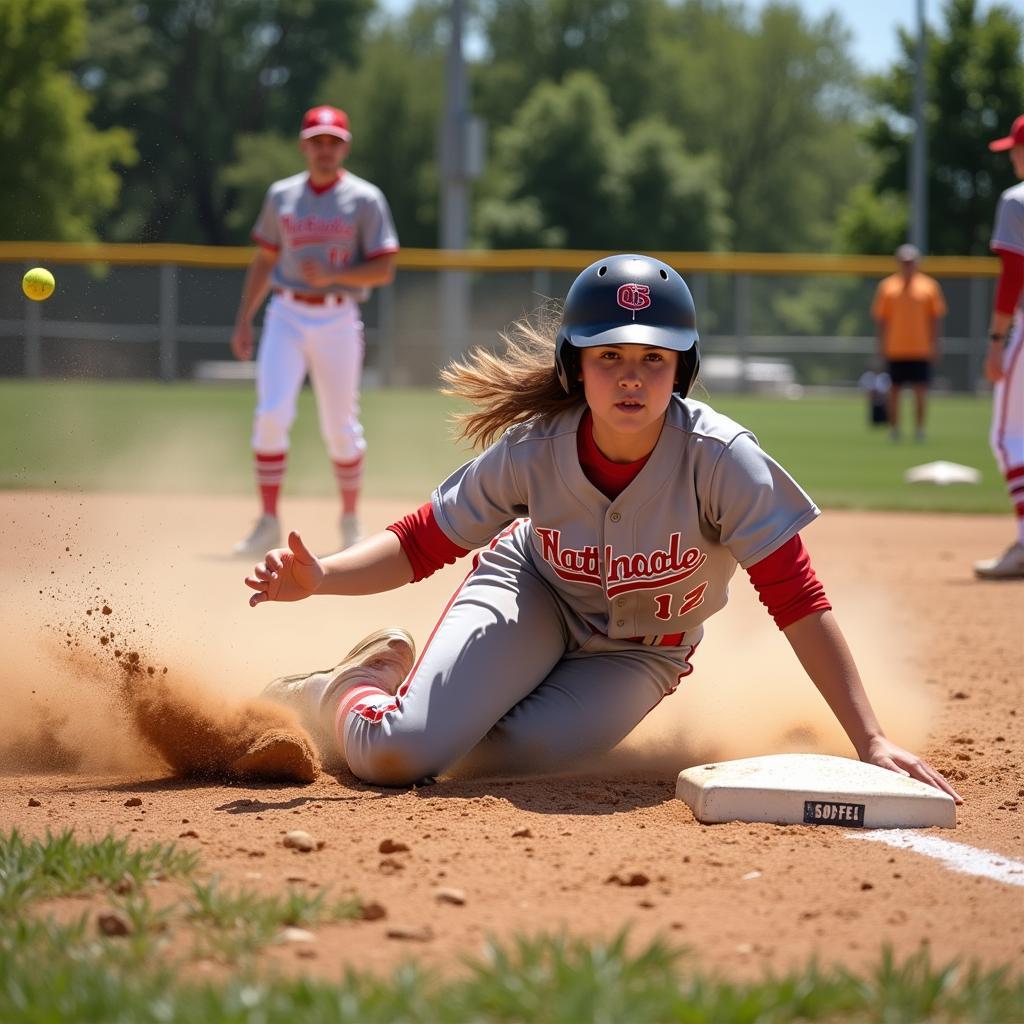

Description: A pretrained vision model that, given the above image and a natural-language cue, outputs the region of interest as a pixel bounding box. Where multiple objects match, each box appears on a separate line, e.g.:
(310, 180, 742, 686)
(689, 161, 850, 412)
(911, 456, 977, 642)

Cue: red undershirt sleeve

(387, 502, 471, 582)
(993, 249, 1024, 316)
(745, 534, 832, 630)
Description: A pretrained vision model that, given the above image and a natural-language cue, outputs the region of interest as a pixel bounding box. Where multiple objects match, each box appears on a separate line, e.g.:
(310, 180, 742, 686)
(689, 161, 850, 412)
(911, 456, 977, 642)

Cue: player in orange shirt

(871, 244, 948, 442)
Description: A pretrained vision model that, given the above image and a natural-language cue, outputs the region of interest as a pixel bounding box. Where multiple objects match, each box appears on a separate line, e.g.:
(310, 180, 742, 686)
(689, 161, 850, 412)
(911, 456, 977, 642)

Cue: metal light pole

(908, 0, 928, 252)
(439, 0, 470, 362)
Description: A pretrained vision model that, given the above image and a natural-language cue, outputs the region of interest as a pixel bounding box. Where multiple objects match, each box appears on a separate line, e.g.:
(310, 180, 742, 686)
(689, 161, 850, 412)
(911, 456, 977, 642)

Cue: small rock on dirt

(279, 927, 315, 944)
(27, 798, 41, 807)
(435, 887, 466, 906)
(386, 925, 434, 942)
(359, 901, 387, 921)
(605, 868, 650, 887)
(97, 912, 132, 937)
(124, 797, 142, 808)
(283, 830, 316, 852)
(511, 827, 533, 838)
(378, 838, 409, 854)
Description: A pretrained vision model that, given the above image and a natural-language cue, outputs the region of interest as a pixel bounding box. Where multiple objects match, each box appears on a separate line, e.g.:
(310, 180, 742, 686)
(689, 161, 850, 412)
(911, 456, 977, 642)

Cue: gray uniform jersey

(431, 397, 819, 648)
(251, 170, 399, 300)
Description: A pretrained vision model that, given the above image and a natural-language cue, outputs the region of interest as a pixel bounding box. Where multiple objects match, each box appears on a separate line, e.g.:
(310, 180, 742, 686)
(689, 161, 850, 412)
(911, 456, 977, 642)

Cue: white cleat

(973, 541, 1024, 580)
(259, 628, 416, 767)
(232, 514, 281, 558)
(340, 512, 362, 550)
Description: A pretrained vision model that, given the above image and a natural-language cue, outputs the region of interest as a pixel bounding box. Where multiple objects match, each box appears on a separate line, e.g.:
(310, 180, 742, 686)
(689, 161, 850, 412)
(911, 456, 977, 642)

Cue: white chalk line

(848, 830, 1024, 887)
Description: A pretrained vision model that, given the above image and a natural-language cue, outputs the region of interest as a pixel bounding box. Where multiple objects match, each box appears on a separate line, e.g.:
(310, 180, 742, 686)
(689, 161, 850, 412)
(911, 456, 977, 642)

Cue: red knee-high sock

(333, 455, 364, 516)
(1007, 465, 1024, 541)
(255, 452, 287, 516)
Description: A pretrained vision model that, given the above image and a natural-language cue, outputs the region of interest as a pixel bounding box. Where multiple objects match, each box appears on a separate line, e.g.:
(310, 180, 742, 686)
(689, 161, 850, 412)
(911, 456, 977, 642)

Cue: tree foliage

(840, 0, 1024, 255)
(476, 73, 729, 250)
(0, 0, 133, 242)
(13, 0, 1016, 258)
(474, 0, 867, 252)
(77, 0, 374, 243)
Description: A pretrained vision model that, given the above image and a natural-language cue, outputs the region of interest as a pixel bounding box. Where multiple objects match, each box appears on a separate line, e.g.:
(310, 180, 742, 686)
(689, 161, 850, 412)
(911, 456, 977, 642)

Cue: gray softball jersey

(431, 397, 820, 649)
(251, 171, 399, 300)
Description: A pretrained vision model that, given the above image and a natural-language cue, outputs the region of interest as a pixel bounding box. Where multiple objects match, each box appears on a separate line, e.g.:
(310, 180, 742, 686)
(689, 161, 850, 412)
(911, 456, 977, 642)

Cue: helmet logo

(616, 283, 651, 319)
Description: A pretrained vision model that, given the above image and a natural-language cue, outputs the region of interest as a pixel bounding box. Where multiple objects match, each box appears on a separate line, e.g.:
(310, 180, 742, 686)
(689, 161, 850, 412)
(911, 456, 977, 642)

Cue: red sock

(1008, 466, 1024, 518)
(333, 455, 364, 516)
(255, 452, 286, 516)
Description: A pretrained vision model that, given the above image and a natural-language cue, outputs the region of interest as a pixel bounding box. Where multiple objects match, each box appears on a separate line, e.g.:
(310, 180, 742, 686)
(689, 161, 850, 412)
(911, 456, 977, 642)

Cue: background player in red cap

(229, 105, 400, 557)
(975, 114, 1024, 579)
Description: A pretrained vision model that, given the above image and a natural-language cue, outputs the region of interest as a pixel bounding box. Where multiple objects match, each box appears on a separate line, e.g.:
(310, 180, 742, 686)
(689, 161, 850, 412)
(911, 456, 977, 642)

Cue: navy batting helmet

(555, 254, 700, 396)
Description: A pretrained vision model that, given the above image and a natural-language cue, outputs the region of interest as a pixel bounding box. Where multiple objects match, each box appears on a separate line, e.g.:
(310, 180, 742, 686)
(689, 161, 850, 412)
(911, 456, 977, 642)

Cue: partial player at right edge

(976, 114, 1024, 580)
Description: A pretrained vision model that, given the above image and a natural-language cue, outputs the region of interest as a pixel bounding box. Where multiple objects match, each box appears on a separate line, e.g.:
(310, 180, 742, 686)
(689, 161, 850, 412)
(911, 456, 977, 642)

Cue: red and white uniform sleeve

(387, 503, 470, 582)
(745, 534, 831, 630)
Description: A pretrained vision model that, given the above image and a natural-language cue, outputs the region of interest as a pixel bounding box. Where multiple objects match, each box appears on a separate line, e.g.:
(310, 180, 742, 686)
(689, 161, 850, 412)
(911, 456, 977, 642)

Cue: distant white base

(676, 753, 956, 829)
(903, 460, 981, 485)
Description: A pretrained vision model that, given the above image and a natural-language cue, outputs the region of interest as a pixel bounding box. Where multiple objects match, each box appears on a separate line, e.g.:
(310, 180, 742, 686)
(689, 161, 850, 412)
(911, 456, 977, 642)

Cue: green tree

(477, 72, 730, 251)
(78, 0, 373, 243)
(0, 0, 133, 241)
(840, 0, 1024, 255)
(475, 1, 868, 253)
(476, 72, 623, 249)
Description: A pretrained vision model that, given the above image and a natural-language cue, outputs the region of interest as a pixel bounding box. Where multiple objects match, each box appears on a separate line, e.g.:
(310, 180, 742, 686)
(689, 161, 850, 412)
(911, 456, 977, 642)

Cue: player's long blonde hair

(440, 304, 584, 449)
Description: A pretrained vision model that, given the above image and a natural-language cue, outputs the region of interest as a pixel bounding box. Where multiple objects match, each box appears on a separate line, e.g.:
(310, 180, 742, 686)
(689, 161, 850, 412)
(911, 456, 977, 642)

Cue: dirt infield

(1, 490, 1021, 979)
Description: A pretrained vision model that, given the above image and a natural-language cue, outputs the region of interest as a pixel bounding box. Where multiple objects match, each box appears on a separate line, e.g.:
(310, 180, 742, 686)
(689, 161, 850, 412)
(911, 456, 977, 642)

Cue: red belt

(626, 632, 687, 647)
(274, 288, 345, 306)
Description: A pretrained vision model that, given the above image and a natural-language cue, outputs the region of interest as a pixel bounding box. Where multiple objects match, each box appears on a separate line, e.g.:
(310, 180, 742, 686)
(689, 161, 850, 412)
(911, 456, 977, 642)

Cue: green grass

(0, 829, 198, 914)
(0, 379, 1010, 512)
(2, 831, 1023, 1021)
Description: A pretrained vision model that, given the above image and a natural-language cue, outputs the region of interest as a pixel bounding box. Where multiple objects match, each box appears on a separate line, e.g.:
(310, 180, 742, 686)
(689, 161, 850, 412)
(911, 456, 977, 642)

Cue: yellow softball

(22, 267, 55, 301)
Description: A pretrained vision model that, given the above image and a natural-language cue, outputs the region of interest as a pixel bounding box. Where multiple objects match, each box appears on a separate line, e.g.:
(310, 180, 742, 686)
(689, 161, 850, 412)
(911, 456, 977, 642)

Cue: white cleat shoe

(340, 513, 362, 550)
(259, 628, 416, 767)
(233, 514, 281, 558)
(974, 541, 1024, 580)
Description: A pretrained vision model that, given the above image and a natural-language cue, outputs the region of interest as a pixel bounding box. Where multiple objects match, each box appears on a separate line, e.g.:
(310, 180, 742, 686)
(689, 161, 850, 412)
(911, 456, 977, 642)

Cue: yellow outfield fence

(0, 243, 1000, 391)
(0, 241, 1001, 277)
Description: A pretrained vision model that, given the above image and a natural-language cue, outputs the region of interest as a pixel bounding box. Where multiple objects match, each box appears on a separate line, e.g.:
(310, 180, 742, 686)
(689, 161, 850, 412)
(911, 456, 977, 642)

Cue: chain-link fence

(0, 245, 999, 393)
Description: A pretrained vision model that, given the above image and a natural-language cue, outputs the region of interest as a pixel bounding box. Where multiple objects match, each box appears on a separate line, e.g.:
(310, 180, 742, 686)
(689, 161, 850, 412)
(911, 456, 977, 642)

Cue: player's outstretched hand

(863, 736, 963, 804)
(245, 531, 324, 607)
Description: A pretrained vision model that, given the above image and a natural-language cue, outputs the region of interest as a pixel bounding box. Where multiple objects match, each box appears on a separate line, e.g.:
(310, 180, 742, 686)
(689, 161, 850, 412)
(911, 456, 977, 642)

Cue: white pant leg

(305, 300, 367, 464)
(989, 317, 1024, 473)
(252, 296, 308, 453)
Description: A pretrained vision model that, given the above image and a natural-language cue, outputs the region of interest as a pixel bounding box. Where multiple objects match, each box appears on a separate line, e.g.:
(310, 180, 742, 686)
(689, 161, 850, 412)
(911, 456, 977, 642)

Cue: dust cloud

(599, 580, 935, 776)
(0, 557, 317, 778)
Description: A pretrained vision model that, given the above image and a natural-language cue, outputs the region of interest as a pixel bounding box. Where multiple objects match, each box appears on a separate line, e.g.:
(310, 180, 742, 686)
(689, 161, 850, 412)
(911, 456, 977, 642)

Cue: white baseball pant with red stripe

(990, 316, 1024, 516)
(252, 293, 366, 463)
(337, 521, 694, 787)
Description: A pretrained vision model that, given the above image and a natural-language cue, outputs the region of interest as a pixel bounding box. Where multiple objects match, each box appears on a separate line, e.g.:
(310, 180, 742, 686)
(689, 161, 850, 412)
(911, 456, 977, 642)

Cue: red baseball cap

(300, 105, 351, 142)
(989, 114, 1024, 152)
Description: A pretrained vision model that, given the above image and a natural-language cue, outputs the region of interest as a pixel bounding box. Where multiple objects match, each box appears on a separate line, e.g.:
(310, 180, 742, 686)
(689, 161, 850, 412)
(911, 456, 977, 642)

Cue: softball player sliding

(244, 254, 960, 803)
(230, 105, 399, 557)
(975, 114, 1024, 579)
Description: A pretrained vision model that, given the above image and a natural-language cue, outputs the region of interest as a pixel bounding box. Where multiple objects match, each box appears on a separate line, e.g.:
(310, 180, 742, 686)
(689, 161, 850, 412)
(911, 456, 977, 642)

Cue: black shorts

(887, 359, 931, 386)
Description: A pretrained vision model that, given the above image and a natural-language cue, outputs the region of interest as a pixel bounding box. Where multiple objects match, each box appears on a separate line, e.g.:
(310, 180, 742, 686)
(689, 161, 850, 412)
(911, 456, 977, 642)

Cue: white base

(676, 753, 956, 829)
